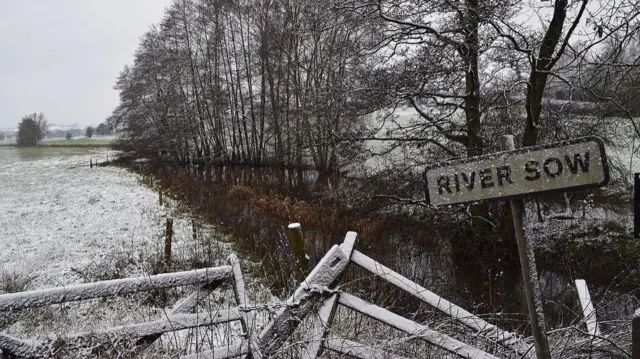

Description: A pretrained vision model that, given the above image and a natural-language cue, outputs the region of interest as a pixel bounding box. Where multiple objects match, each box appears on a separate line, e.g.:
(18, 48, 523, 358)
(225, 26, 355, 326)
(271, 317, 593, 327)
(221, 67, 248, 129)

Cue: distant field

(42, 135, 117, 146)
(0, 135, 118, 147)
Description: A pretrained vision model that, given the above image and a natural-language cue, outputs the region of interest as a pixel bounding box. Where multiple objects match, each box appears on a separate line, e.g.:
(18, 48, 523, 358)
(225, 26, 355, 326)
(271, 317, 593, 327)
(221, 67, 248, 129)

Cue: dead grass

(0, 270, 35, 293)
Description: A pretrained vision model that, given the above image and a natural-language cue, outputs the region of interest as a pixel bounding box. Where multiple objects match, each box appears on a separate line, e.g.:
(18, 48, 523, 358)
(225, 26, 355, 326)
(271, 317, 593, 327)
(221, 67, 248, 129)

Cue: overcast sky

(0, 0, 173, 129)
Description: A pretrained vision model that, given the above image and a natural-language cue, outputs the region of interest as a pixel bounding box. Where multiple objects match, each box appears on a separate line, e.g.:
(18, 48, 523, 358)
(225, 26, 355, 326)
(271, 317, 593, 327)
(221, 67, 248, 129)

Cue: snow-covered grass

(0, 147, 279, 357)
(0, 147, 164, 287)
(41, 135, 118, 146)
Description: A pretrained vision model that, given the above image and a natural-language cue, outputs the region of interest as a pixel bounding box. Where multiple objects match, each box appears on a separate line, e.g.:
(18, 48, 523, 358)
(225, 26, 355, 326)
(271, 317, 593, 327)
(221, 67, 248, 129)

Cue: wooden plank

(26, 308, 243, 357)
(0, 333, 38, 359)
(324, 337, 414, 359)
(338, 293, 499, 359)
(350, 250, 529, 354)
(229, 254, 263, 359)
(300, 231, 358, 359)
(134, 279, 227, 352)
(180, 341, 249, 359)
(169, 281, 225, 315)
(574, 279, 600, 337)
(340, 232, 358, 258)
(258, 242, 351, 356)
(300, 294, 339, 359)
(0, 266, 233, 311)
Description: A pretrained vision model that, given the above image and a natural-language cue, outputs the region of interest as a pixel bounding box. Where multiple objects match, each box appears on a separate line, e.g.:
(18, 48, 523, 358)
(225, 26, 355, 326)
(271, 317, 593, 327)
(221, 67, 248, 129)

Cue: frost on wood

(0, 333, 38, 359)
(135, 278, 228, 352)
(300, 232, 357, 359)
(229, 253, 263, 359)
(169, 282, 224, 315)
(21, 308, 243, 358)
(574, 279, 600, 337)
(350, 250, 530, 355)
(258, 242, 351, 356)
(338, 292, 499, 359)
(0, 266, 232, 311)
(301, 294, 339, 359)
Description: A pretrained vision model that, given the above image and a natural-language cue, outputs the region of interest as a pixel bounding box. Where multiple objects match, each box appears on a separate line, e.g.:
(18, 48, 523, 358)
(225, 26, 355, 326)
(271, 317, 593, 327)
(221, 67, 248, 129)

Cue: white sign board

(425, 137, 609, 206)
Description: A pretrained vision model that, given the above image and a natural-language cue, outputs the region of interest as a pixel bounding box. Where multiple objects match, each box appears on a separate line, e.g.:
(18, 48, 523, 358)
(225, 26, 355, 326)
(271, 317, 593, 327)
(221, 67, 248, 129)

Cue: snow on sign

(425, 137, 609, 207)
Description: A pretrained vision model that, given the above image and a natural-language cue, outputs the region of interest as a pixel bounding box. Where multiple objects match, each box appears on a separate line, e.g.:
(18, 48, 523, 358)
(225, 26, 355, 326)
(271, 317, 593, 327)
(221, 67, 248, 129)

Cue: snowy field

(0, 147, 276, 356)
(0, 147, 169, 287)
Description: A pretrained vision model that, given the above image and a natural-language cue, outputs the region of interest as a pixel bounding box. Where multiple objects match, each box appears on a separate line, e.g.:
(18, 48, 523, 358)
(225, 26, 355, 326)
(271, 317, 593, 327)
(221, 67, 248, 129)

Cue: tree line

(13, 114, 113, 146)
(109, 0, 384, 170)
(110, 0, 640, 176)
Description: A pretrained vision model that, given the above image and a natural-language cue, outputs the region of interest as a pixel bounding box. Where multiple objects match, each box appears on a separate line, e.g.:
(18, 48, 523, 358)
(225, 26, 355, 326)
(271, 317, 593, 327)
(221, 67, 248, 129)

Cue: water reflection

(0, 146, 101, 163)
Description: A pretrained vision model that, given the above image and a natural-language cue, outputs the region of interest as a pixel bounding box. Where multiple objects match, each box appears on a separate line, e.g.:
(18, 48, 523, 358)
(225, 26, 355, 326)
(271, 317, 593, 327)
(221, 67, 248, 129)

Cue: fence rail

(1, 229, 607, 358)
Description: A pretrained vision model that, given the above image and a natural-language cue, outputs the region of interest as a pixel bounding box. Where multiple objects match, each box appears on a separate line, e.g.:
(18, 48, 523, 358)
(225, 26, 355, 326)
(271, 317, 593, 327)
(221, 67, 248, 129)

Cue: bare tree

(17, 113, 47, 146)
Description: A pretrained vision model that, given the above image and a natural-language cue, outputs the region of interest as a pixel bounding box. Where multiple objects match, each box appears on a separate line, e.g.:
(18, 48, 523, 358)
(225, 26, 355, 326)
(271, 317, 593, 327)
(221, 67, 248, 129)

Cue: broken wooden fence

(0, 232, 532, 358)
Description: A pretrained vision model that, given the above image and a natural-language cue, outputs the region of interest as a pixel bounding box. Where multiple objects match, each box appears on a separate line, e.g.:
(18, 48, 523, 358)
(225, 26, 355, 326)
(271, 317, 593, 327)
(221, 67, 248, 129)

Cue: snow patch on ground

(0, 149, 171, 287)
(0, 148, 279, 356)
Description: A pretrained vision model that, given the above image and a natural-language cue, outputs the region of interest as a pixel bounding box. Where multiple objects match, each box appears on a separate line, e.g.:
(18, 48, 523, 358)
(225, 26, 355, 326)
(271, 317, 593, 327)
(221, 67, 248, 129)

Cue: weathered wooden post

(310, 235, 324, 270)
(500, 135, 551, 359)
(158, 185, 163, 207)
(287, 223, 308, 280)
(165, 218, 173, 265)
(634, 173, 640, 238)
(633, 314, 640, 358)
(192, 219, 197, 242)
(90, 159, 93, 169)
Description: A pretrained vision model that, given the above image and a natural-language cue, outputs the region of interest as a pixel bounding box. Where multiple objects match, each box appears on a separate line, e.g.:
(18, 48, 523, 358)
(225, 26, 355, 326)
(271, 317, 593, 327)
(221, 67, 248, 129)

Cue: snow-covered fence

(0, 266, 231, 311)
(0, 259, 245, 358)
(0, 232, 532, 358)
(293, 236, 531, 359)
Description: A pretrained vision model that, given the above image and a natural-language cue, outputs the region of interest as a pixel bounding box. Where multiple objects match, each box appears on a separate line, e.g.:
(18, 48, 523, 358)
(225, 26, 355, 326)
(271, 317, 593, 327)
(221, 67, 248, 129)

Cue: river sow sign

(425, 137, 609, 206)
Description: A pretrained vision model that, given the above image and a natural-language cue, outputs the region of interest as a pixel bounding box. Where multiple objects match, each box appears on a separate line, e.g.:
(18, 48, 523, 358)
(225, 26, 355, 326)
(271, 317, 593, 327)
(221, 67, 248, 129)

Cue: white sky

(0, 0, 173, 129)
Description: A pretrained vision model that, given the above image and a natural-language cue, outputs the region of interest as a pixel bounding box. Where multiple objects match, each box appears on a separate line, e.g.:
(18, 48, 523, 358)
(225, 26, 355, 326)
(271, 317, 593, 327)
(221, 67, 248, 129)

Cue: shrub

(602, 219, 625, 233)
(0, 270, 34, 293)
(16, 113, 47, 146)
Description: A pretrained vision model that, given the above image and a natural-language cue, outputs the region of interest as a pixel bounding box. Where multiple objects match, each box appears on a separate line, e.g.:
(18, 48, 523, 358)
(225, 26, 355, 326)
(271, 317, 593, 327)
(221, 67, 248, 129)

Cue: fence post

(634, 315, 640, 359)
(310, 236, 324, 270)
(192, 219, 197, 241)
(287, 223, 308, 280)
(165, 218, 173, 265)
(634, 173, 640, 238)
(500, 135, 551, 359)
(159, 185, 163, 207)
(90, 159, 93, 168)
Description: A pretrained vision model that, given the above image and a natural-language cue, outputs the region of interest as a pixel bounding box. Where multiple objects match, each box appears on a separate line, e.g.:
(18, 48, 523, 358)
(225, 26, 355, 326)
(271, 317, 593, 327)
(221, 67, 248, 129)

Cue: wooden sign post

(500, 135, 550, 359)
(635, 173, 640, 238)
(425, 135, 609, 359)
(633, 314, 640, 358)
